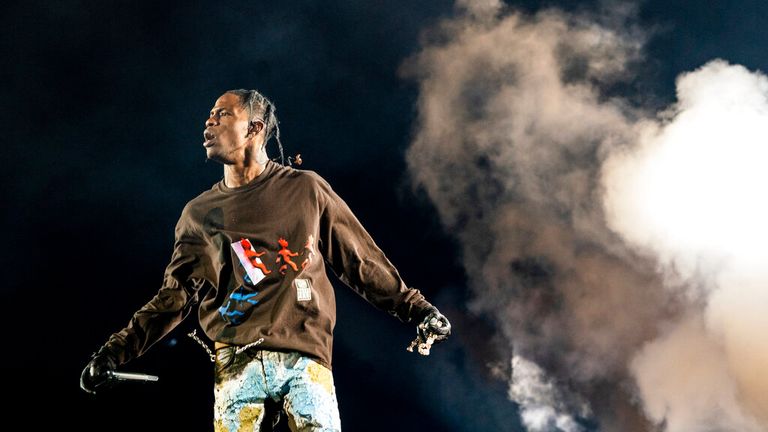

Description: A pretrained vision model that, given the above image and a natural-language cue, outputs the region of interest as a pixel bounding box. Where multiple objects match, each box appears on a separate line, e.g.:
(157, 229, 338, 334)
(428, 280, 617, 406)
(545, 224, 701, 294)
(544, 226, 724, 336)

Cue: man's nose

(206, 116, 218, 127)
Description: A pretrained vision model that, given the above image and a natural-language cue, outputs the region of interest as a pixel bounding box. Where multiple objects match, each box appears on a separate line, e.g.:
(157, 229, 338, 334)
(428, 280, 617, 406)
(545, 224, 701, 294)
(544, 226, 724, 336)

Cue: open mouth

(203, 130, 217, 147)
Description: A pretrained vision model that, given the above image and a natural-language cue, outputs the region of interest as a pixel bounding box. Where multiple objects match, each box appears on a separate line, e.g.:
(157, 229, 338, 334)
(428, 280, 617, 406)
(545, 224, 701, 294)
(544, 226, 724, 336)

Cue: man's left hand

(419, 309, 451, 343)
(407, 307, 451, 355)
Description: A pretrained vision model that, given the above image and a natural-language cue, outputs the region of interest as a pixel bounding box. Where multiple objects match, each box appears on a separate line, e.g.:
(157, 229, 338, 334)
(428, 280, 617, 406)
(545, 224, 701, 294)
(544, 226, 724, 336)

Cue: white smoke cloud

(511, 354, 588, 432)
(630, 314, 763, 432)
(403, 2, 768, 431)
(604, 60, 768, 431)
(603, 61, 768, 275)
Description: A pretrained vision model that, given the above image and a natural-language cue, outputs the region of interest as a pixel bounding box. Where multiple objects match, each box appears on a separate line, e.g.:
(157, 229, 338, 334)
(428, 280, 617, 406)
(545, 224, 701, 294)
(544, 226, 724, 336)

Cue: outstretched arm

(313, 173, 437, 324)
(81, 204, 210, 394)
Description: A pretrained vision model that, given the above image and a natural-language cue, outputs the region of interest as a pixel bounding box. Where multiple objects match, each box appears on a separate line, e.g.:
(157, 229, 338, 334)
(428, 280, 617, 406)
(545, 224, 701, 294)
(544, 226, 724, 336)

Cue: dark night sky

(3, 0, 768, 430)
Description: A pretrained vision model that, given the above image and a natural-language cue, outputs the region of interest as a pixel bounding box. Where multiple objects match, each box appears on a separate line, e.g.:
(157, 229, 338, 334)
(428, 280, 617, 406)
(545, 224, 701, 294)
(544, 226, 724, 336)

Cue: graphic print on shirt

(232, 238, 271, 285)
(276, 237, 300, 274)
(301, 234, 316, 270)
(219, 235, 317, 325)
(276, 235, 316, 275)
(217, 286, 259, 325)
(218, 238, 270, 325)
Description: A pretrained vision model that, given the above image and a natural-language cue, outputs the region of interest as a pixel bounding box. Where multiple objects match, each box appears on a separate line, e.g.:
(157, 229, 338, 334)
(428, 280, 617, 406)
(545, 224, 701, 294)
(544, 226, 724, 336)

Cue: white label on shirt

(295, 278, 312, 301)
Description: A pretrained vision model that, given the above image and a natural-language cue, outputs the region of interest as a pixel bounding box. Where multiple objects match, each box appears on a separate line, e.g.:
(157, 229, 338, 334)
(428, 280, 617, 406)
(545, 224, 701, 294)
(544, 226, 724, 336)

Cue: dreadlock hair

(225, 88, 287, 166)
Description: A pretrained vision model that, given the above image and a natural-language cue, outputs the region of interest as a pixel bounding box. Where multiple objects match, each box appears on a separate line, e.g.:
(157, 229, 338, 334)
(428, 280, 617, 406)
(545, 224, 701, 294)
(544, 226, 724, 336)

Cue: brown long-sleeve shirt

(104, 160, 433, 369)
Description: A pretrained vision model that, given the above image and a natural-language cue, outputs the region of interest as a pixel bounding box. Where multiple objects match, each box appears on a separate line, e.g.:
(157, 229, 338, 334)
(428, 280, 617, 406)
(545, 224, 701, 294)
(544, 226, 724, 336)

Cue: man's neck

(223, 160, 268, 188)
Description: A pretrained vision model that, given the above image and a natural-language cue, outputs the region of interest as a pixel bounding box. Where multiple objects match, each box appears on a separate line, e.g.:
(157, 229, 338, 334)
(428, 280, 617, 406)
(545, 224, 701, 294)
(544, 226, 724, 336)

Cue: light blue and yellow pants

(213, 347, 341, 432)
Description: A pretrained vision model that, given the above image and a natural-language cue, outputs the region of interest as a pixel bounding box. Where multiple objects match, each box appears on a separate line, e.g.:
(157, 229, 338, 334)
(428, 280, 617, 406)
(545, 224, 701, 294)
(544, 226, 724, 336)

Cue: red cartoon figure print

(240, 238, 272, 275)
(276, 237, 300, 274)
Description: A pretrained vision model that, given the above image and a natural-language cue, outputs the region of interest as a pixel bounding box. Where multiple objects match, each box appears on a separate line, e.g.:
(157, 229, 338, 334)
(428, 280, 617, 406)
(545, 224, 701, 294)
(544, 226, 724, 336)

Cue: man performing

(79, 89, 452, 431)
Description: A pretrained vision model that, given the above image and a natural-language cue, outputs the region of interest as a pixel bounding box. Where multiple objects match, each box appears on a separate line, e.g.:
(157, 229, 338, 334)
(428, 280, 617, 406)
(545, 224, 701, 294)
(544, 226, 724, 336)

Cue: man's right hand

(80, 347, 118, 395)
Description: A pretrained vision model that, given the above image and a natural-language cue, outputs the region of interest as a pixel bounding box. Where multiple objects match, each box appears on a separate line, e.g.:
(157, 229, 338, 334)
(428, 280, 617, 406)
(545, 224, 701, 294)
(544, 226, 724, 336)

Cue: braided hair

(225, 89, 288, 166)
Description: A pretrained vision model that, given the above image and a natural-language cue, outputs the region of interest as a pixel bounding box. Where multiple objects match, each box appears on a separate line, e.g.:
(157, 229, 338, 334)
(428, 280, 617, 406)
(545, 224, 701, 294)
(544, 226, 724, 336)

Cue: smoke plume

(402, 1, 768, 430)
(605, 60, 768, 431)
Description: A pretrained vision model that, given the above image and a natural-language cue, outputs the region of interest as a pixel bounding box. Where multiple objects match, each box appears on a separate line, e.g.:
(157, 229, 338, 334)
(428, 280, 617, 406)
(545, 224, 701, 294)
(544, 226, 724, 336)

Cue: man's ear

(248, 120, 265, 137)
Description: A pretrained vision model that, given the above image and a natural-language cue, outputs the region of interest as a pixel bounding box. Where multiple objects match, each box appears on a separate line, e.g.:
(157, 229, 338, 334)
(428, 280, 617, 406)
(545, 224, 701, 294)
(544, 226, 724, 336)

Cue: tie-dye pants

(213, 347, 341, 432)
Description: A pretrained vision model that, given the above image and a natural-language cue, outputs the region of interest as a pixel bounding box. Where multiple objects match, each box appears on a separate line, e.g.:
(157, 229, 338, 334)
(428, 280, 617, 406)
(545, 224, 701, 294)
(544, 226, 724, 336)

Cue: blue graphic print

(218, 286, 260, 325)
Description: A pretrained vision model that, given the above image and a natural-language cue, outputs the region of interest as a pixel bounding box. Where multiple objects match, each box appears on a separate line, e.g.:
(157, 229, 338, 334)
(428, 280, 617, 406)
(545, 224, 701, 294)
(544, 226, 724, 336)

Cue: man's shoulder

(292, 166, 332, 187)
(177, 186, 220, 221)
(294, 167, 325, 183)
(187, 187, 217, 207)
(278, 165, 331, 191)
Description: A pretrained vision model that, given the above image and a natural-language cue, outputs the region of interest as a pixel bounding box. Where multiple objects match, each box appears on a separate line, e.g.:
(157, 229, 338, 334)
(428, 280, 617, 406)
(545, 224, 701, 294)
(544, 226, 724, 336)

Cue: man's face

(203, 93, 260, 163)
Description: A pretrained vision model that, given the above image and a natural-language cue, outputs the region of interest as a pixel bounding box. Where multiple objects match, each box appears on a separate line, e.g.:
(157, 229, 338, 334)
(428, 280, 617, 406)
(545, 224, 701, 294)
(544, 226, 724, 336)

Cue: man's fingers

(429, 316, 451, 334)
